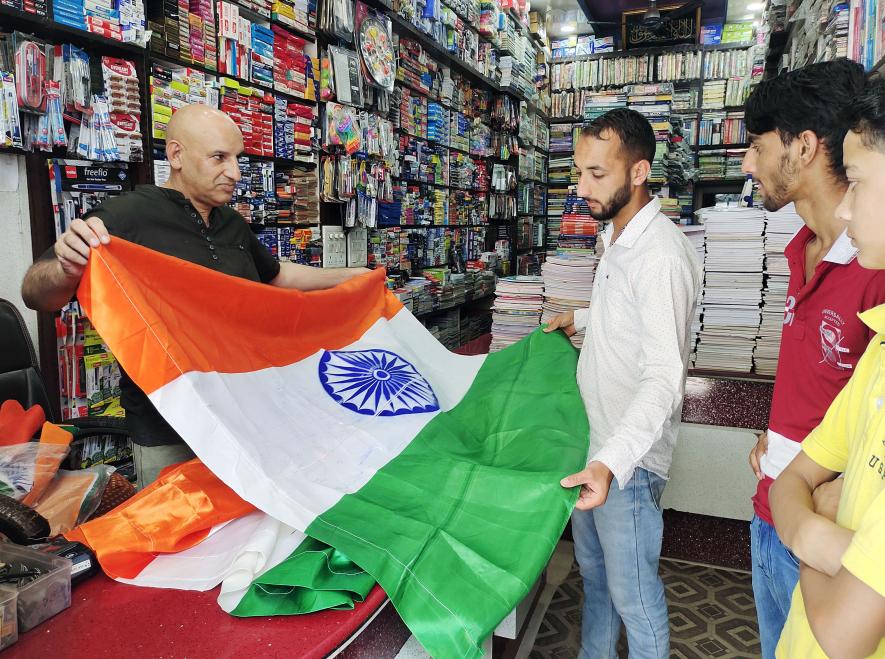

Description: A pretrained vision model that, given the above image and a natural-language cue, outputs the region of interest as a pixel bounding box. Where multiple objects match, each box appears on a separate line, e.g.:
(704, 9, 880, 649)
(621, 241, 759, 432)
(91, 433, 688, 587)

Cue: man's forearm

(801, 563, 885, 659)
(21, 259, 80, 312)
(771, 472, 852, 575)
(273, 262, 367, 291)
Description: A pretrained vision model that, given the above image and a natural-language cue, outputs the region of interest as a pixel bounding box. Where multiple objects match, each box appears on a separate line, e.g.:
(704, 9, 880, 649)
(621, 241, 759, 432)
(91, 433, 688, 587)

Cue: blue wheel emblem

(318, 349, 440, 416)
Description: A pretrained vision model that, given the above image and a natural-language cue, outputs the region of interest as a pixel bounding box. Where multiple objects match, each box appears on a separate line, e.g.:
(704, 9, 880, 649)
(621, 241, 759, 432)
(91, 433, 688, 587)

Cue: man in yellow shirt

(770, 78, 885, 658)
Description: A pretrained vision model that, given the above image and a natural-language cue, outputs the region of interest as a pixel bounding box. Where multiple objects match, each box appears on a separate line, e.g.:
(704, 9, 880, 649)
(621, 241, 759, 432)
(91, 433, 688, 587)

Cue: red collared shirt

(753, 225, 885, 525)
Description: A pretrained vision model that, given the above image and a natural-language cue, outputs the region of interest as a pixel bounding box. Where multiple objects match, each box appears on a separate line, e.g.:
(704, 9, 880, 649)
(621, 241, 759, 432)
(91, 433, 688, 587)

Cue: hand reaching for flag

(561, 461, 614, 510)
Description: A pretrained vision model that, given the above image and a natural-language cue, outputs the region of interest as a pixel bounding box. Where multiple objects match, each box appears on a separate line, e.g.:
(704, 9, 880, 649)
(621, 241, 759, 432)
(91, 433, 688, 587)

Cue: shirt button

(206, 235, 213, 242)
(209, 244, 216, 251)
(239, 245, 244, 250)
(212, 255, 218, 261)
(877, 397, 884, 409)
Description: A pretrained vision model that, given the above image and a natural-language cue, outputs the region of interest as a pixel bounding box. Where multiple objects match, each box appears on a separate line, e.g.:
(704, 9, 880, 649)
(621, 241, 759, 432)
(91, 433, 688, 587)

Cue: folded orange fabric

(66, 459, 255, 579)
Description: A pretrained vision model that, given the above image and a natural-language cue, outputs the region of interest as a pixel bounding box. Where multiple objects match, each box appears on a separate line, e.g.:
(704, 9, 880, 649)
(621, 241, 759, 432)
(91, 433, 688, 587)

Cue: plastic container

(0, 587, 17, 650)
(0, 543, 71, 632)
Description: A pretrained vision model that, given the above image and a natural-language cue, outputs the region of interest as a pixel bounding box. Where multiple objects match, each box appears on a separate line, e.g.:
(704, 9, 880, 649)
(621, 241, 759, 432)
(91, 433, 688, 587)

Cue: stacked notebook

(541, 255, 597, 349)
(755, 203, 804, 375)
(490, 276, 545, 352)
(693, 207, 766, 372)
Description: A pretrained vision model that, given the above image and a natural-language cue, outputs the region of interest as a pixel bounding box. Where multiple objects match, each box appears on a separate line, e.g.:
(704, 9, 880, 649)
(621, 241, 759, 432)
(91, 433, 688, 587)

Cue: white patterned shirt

(572, 197, 702, 488)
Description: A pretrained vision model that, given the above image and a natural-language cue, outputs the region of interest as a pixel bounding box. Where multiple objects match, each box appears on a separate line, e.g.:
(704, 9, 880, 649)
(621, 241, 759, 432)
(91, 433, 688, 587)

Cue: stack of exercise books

(693, 206, 765, 372)
(490, 276, 545, 352)
(541, 255, 597, 349)
(754, 203, 804, 375)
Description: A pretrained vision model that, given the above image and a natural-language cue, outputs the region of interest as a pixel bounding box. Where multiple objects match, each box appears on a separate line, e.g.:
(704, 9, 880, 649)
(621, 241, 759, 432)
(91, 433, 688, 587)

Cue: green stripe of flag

(230, 537, 376, 617)
(306, 329, 589, 658)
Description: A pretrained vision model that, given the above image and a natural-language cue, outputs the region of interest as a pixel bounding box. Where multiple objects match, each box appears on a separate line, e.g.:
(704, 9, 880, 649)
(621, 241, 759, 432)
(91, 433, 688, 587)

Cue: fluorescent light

(559, 23, 575, 33)
(746, 2, 763, 10)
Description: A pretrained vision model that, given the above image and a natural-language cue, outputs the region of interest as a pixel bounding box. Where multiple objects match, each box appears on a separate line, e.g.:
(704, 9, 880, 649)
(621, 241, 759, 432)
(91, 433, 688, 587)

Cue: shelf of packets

(369, 226, 488, 272)
(153, 152, 318, 225)
(150, 63, 318, 161)
(782, 1, 885, 71)
(395, 0, 494, 82)
(255, 225, 322, 265)
(56, 305, 124, 420)
(148, 0, 318, 100)
(1, 42, 145, 161)
(146, 0, 216, 67)
(55, 0, 145, 42)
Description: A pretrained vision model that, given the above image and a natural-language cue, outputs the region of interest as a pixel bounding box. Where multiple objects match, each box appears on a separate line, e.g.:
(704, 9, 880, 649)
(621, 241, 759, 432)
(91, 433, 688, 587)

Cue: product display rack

(1, 2, 157, 417)
(3, 0, 552, 411)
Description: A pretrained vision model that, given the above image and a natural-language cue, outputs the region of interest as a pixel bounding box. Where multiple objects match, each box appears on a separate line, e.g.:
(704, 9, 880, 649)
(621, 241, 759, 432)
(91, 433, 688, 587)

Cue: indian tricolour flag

(74, 239, 589, 658)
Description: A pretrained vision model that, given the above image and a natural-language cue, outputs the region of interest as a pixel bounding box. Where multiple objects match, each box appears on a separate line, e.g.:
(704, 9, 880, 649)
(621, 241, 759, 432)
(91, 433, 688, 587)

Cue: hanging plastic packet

(0, 72, 23, 148)
(333, 0, 355, 41)
(39, 80, 67, 148)
(62, 45, 90, 113)
(14, 37, 47, 113)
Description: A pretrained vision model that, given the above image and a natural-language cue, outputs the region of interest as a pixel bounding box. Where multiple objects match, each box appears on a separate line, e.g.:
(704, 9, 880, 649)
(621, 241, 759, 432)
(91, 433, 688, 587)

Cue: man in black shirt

(22, 104, 368, 488)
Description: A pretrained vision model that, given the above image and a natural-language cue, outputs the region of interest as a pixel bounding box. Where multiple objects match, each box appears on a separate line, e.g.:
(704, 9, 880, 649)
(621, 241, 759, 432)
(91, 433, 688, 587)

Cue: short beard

(761, 151, 799, 212)
(587, 178, 633, 222)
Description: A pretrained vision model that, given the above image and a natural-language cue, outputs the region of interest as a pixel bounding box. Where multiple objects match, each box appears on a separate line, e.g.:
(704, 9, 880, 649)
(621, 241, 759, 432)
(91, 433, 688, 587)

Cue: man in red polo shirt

(741, 59, 885, 659)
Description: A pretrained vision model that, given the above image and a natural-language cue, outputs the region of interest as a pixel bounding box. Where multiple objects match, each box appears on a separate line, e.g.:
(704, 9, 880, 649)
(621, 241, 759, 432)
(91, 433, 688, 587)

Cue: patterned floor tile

(530, 558, 760, 659)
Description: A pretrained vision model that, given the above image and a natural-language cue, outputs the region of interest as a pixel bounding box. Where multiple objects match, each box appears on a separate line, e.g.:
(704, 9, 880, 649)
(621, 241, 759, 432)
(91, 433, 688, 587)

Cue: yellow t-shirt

(776, 305, 885, 658)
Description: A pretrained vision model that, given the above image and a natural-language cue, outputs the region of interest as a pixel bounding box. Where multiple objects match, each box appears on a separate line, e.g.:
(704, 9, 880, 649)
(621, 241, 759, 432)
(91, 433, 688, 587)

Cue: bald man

(22, 103, 368, 488)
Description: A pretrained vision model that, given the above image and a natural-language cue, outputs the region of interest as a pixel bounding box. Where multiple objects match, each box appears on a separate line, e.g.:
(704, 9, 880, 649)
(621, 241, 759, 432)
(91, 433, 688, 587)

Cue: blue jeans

(750, 515, 800, 659)
(572, 468, 669, 659)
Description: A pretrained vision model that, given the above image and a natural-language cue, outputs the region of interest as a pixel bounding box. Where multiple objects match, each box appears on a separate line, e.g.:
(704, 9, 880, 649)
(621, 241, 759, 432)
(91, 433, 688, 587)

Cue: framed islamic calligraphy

(621, 4, 701, 50)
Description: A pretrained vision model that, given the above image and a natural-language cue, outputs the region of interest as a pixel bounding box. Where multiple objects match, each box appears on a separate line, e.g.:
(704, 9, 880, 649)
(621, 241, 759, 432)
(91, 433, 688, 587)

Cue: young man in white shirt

(545, 108, 701, 659)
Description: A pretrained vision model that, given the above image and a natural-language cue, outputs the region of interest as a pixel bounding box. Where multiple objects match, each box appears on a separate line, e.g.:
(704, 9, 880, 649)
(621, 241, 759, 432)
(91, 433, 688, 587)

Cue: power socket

(347, 227, 368, 267)
(322, 226, 348, 268)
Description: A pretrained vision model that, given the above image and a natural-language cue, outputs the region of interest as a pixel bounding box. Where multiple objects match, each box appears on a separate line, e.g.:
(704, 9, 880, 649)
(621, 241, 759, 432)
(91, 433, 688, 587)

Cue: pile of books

(542, 255, 597, 349)
(490, 276, 545, 351)
(693, 207, 765, 372)
(755, 203, 804, 375)
(557, 188, 596, 256)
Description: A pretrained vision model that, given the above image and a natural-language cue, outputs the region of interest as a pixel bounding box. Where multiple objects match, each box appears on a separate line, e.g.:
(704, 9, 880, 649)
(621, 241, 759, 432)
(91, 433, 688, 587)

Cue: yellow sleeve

(802, 337, 879, 473)
(842, 489, 885, 599)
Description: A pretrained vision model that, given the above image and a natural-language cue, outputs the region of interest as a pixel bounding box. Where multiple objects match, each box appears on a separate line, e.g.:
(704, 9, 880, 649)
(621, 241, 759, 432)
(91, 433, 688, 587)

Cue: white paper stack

(682, 226, 706, 360)
(541, 255, 598, 349)
(755, 203, 804, 375)
(694, 207, 765, 372)
(490, 276, 545, 352)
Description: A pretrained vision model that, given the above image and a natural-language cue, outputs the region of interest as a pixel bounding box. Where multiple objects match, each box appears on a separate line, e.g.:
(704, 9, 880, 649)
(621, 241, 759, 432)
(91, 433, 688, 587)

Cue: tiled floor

(530, 558, 761, 659)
